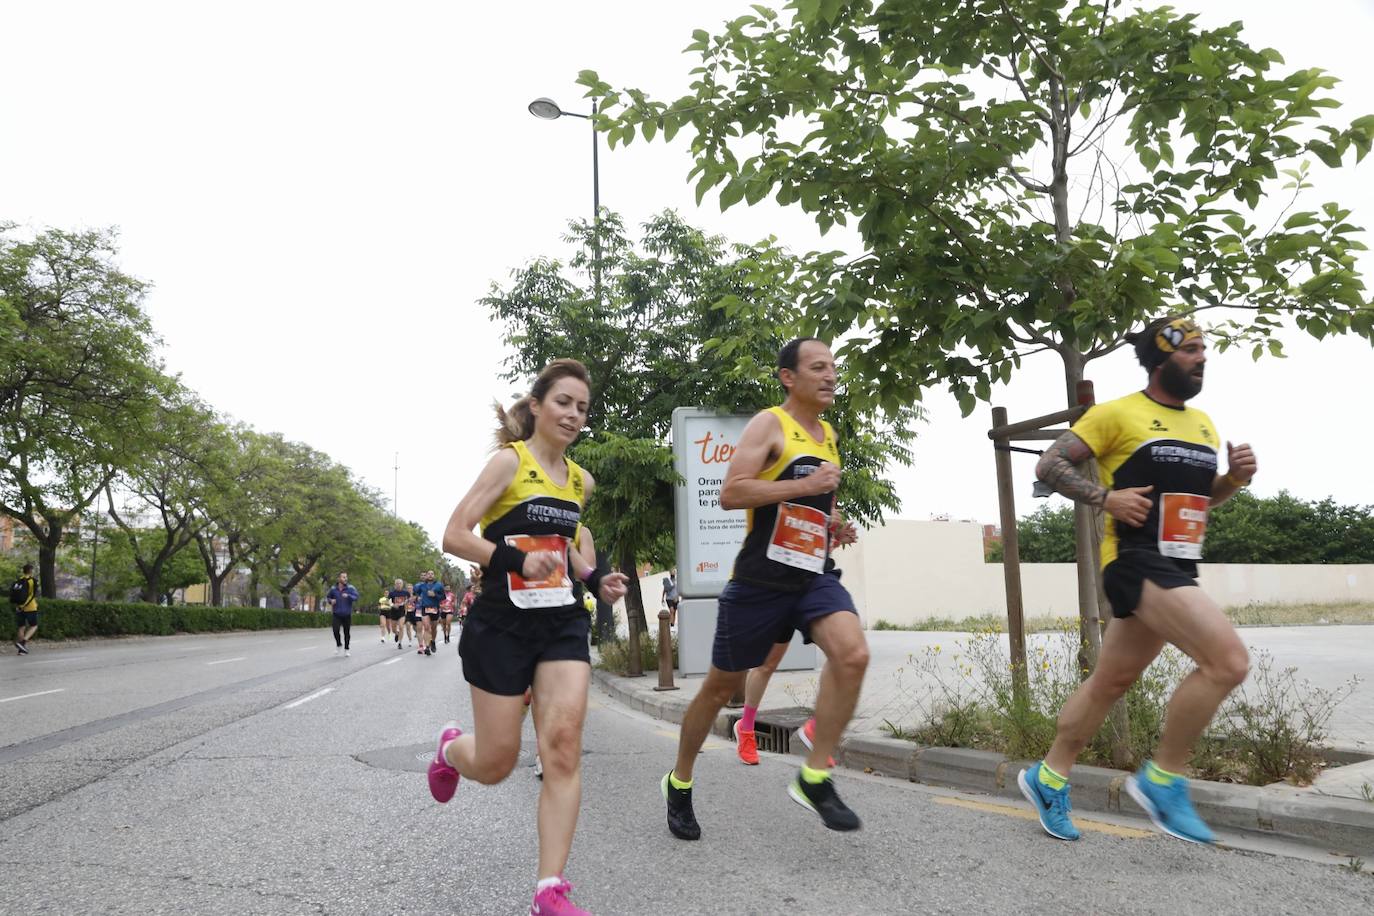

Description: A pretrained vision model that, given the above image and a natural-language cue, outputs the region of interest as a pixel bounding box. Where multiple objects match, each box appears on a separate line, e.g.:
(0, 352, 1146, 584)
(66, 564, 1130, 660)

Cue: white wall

(838, 520, 1374, 627)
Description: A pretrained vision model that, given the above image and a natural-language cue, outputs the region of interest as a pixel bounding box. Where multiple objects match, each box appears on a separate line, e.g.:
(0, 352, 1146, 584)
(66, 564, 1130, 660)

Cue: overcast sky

(3, 0, 1372, 547)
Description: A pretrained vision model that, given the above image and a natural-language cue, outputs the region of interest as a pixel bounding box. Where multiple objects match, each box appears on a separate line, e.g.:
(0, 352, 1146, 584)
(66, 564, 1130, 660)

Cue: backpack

(8, 578, 28, 606)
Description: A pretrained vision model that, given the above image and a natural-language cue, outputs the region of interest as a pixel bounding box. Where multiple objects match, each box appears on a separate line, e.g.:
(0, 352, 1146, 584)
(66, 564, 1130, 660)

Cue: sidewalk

(624, 626, 1374, 750)
(595, 624, 1374, 856)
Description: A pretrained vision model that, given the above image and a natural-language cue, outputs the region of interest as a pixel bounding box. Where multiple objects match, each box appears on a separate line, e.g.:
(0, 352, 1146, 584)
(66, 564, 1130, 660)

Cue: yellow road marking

(652, 728, 722, 750)
(933, 796, 1154, 839)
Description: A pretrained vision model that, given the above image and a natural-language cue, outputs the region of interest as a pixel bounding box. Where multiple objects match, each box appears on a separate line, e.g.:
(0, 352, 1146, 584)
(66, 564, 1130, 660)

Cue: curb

(591, 669, 1374, 857)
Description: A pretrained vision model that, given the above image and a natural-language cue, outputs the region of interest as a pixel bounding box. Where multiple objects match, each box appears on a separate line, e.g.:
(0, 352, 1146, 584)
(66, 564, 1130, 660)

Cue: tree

(987, 503, 1077, 562)
(584, 1, 1373, 411)
(105, 390, 224, 603)
(582, 0, 1374, 670)
(0, 226, 163, 596)
(486, 210, 919, 645)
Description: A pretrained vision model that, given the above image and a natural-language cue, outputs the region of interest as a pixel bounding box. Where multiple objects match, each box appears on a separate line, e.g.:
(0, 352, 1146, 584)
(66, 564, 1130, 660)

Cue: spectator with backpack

(10, 563, 39, 655)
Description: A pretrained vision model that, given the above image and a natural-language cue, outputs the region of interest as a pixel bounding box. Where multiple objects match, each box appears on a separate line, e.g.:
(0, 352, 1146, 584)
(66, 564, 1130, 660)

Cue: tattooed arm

(1035, 431, 1107, 508)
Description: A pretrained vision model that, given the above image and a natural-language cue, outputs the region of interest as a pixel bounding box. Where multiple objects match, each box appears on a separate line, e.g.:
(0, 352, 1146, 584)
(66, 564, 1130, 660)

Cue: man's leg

(673, 666, 747, 782)
(734, 642, 789, 765)
(1044, 615, 1165, 777)
(331, 616, 342, 648)
(1133, 582, 1249, 773)
(801, 611, 869, 770)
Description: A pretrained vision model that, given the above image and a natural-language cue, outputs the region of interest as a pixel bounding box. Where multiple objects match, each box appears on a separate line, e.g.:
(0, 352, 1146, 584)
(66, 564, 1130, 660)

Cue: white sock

(536, 876, 562, 893)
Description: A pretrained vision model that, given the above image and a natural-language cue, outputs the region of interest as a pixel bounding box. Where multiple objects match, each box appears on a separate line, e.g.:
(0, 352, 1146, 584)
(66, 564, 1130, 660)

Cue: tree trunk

(37, 525, 61, 599)
(618, 542, 645, 677)
(1061, 351, 1104, 675)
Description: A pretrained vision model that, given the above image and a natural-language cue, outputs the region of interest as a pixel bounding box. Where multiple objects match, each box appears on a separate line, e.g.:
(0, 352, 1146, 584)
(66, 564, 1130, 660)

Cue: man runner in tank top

(1018, 316, 1257, 845)
(661, 338, 869, 840)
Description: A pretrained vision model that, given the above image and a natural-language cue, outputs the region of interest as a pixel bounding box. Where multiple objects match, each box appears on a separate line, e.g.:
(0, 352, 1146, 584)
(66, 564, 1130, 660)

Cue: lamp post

(528, 96, 602, 304)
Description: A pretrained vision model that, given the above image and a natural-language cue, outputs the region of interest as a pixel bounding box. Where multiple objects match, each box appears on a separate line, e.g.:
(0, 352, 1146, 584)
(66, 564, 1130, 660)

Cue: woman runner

(426, 359, 628, 916)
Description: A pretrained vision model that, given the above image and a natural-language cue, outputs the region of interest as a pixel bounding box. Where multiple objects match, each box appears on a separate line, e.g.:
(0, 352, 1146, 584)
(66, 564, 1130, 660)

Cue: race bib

(766, 502, 830, 573)
(504, 534, 574, 609)
(1158, 493, 1209, 560)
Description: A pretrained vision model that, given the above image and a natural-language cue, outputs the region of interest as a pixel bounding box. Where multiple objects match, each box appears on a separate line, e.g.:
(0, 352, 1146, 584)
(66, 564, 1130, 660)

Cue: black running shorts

(387, 608, 405, 621)
(458, 609, 590, 697)
(1102, 550, 1198, 619)
(14, 610, 38, 628)
(712, 571, 856, 672)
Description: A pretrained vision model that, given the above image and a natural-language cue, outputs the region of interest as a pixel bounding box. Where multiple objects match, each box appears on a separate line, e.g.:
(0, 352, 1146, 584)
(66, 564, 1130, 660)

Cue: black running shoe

(660, 772, 701, 840)
(424, 646, 432, 656)
(788, 774, 861, 831)
(16, 641, 27, 655)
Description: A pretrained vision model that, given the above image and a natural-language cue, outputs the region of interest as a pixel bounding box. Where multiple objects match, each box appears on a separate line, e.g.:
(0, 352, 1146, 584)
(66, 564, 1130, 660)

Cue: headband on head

(1135, 317, 1202, 371)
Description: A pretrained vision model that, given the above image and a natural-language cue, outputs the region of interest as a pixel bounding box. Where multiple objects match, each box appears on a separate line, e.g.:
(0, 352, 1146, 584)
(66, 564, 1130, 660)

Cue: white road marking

(297, 646, 322, 652)
(383, 657, 404, 666)
(0, 688, 65, 704)
(283, 687, 334, 709)
(206, 656, 247, 666)
(30, 655, 91, 665)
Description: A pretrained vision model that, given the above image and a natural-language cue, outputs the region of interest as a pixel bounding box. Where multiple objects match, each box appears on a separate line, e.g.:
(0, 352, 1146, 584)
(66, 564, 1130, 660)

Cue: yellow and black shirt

(475, 440, 586, 614)
(731, 406, 840, 592)
(1071, 391, 1219, 572)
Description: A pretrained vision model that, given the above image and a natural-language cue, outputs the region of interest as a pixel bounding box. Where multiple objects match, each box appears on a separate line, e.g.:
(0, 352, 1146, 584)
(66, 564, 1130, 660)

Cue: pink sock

(740, 705, 758, 732)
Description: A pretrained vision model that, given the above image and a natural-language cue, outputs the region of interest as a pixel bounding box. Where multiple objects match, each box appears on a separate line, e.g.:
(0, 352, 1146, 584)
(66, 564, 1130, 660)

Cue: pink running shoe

(797, 718, 836, 768)
(530, 878, 588, 915)
(427, 721, 462, 803)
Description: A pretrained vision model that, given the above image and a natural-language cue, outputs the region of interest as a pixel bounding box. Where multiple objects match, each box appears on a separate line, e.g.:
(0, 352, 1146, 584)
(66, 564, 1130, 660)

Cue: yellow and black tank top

(476, 439, 586, 613)
(731, 406, 841, 592)
(1070, 391, 1219, 572)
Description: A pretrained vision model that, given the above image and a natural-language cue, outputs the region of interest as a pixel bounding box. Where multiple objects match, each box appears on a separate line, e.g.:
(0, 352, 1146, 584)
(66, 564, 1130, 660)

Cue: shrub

(8, 598, 378, 640)
(884, 623, 1358, 785)
(596, 630, 678, 676)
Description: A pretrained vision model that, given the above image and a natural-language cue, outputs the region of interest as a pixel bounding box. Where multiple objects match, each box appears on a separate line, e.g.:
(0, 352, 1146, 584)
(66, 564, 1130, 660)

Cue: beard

(1159, 359, 1203, 400)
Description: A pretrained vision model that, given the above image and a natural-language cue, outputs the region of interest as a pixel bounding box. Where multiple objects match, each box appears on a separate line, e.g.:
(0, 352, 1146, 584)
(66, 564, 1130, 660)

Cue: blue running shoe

(1126, 764, 1215, 844)
(1018, 763, 1080, 841)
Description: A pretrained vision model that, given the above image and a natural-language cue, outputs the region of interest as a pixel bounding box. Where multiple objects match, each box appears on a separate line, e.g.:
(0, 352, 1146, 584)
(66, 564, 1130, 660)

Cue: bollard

(653, 609, 678, 692)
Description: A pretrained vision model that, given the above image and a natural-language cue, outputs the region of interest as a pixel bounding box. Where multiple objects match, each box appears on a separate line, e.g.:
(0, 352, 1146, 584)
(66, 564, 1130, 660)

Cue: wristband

(1224, 472, 1250, 488)
(583, 566, 609, 601)
(489, 543, 529, 576)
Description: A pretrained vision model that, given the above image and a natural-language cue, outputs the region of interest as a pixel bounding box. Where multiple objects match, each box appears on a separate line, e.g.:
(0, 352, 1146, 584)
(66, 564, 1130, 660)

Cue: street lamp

(528, 96, 602, 303)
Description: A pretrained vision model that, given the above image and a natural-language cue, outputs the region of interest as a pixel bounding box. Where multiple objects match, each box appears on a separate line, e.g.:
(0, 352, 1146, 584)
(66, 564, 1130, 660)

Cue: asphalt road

(2, 630, 1373, 915)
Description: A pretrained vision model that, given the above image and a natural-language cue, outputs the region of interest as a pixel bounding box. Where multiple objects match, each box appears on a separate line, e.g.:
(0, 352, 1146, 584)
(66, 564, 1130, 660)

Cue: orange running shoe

(733, 719, 760, 765)
(797, 718, 836, 767)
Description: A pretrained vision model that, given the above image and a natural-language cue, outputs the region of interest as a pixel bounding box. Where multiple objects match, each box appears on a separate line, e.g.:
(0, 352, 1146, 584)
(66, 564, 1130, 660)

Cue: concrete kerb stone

(837, 735, 920, 781)
(592, 670, 1374, 856)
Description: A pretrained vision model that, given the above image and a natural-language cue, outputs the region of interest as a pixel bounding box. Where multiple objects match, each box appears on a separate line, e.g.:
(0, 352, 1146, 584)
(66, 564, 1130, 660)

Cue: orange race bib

(766, 502, 829, 573)
(504, 534, 573, 609)
(1158, 493, 1209, 560)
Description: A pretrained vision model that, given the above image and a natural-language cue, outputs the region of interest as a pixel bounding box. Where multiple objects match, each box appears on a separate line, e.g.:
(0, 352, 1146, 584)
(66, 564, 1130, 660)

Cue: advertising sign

(672, 407, 751, 598)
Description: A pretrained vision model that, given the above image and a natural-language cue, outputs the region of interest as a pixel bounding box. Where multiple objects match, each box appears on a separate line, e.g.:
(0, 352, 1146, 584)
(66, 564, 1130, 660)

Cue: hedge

(7, 598, 381, 641)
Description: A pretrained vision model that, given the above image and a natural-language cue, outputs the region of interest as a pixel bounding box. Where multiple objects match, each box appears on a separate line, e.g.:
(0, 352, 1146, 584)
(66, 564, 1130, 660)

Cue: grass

(872, 602, 1374, 633)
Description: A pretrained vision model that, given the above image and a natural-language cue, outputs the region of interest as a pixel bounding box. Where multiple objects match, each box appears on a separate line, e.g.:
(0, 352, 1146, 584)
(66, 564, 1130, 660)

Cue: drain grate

(728, 706, 813, 756)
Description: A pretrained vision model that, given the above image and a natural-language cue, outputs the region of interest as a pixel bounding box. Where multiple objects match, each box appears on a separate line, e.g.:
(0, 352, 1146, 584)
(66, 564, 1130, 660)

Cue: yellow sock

(801, 764, 830, 785)
(668, 770, 692, 790)
(1037, 762, 1068, 790)
(1146, 760, 1183, 786)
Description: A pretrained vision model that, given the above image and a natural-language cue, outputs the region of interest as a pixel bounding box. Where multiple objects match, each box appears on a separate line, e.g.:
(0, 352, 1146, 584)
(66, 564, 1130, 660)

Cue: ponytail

(493, 358, 592, 447)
